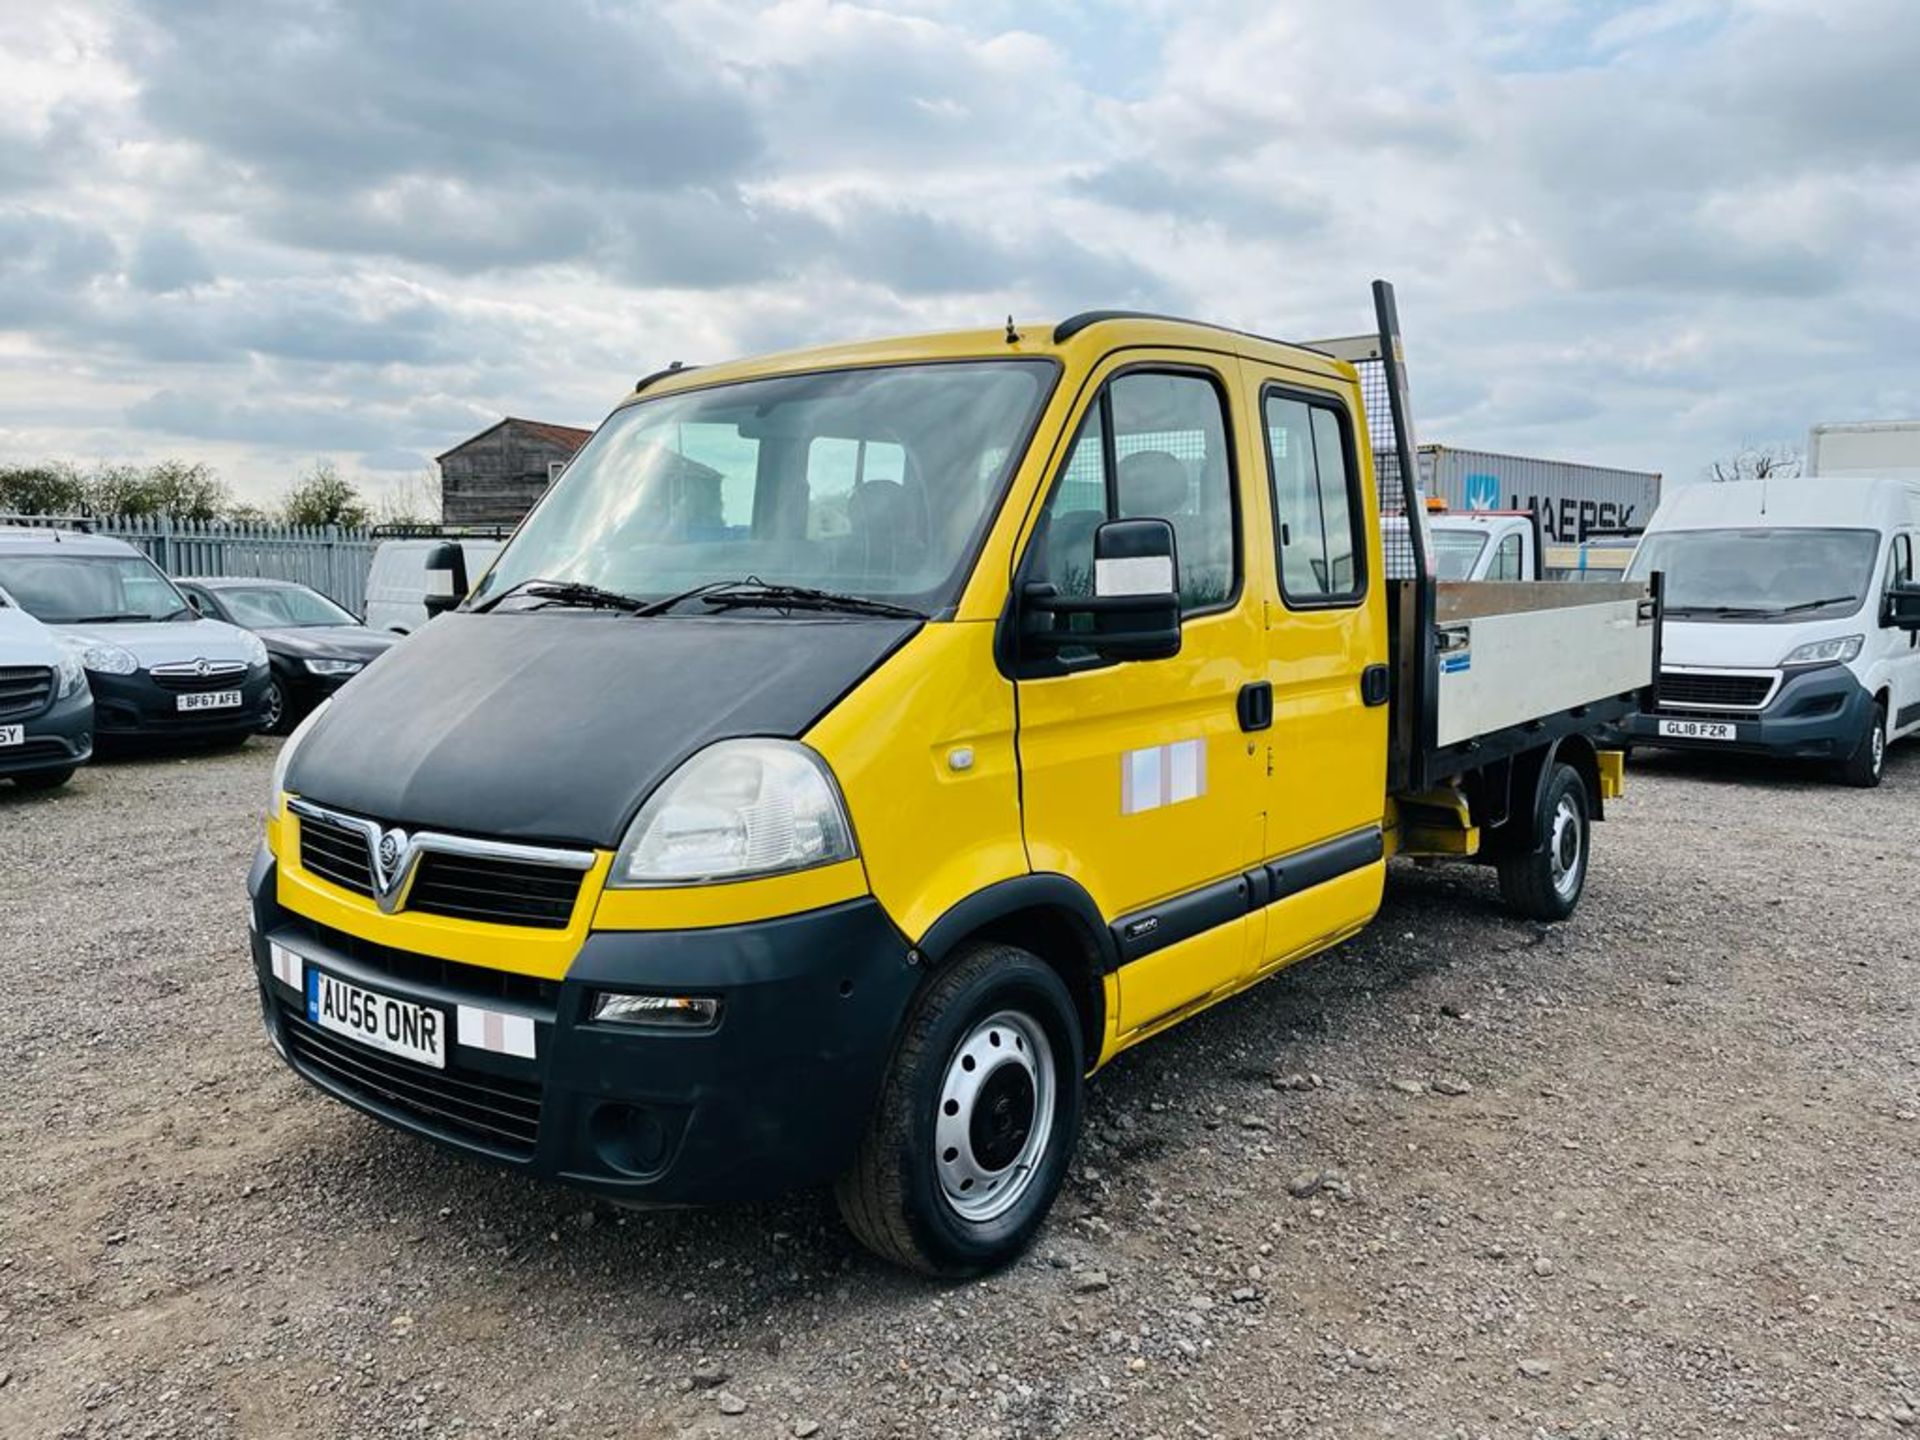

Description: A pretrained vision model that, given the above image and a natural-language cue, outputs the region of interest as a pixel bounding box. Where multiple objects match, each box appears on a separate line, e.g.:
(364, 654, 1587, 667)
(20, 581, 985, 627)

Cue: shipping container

(1417, 445, 1661, 543)
(1807, 420, 1920, 480)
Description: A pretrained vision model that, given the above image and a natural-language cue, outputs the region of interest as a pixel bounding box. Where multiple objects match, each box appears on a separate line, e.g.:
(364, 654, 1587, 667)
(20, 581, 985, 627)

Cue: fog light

(591, 993, 720, 1028)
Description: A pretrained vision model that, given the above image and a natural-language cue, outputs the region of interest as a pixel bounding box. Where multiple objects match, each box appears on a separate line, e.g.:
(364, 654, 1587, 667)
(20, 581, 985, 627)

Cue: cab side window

(1033, 370, 1237, 615)
(1264, 391, 1365, 605)
(1491, 532, 1524, 581)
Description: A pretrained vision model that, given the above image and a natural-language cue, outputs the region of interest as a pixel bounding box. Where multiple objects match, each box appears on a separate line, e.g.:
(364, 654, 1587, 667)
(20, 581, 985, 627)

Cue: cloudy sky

(2, 0, 1915, 507)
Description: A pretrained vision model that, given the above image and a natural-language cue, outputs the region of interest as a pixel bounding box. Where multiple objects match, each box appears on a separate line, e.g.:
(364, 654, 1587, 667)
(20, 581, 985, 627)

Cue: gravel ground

(1, 739, 1916, 1439)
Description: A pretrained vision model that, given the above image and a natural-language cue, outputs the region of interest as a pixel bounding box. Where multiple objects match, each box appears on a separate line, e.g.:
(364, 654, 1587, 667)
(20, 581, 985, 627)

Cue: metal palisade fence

(0, 513, 379, 614)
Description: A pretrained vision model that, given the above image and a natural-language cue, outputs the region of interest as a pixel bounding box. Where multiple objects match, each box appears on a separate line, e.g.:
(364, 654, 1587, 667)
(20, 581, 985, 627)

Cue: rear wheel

(836, 942, 1083, 1276)
(1837, 699, 1887, 788)
(12, 767, 74, 791)
(1498, 761, 1590, 922)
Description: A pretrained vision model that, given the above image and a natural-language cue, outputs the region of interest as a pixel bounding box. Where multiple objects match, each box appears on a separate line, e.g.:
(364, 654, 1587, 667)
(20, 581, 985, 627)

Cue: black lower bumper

(91, 664, 272, 739)
(249, 853, 921, 1205)
(0, 687, 93, 777)
(1625, 665, 1872, 761)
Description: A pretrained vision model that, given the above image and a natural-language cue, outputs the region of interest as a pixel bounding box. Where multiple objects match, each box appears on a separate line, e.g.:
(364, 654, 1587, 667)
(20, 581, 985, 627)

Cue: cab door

(1011, 356, 1266, 1039)
(1883, 531, 1920, 735)
(1243, 372, 1390, 971)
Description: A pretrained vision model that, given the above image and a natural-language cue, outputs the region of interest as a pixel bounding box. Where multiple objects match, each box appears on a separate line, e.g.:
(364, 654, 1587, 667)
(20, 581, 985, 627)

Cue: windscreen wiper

(1666, 604, 1774, 617)
(1770, 594, 1858, 615)
(695, 582, 924, 620)
(69, 612, 150, 623)
(471, 578, 646, 614)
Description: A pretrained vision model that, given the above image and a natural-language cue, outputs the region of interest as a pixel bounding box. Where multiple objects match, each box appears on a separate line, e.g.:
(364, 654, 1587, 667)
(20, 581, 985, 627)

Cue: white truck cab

(1623, 477, 1920, 785)
(1386, 508, 1540, 581)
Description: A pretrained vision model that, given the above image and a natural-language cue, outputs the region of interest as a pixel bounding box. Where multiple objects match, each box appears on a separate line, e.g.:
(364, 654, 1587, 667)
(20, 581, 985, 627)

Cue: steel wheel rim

(1872, 717, 1885, 774)
(1549, 793, 1584, 899)
(934, 1008, 1055, 1223)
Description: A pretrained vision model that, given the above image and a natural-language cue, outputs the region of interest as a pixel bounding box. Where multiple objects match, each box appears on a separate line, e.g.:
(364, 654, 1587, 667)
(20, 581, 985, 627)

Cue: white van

(1621, 477, 1920, 785)
(362, 538, 502, 634)
(1383, 509, 1540, 580)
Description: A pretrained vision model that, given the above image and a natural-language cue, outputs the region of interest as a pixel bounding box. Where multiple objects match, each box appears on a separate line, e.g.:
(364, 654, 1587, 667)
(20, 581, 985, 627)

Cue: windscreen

(216, 585, 355, 628)
(0, 552, 190, 622)
(472, 360, 1055, 614)
(1627, 527, 1878, 621)
(1429, 529, 1489, 580)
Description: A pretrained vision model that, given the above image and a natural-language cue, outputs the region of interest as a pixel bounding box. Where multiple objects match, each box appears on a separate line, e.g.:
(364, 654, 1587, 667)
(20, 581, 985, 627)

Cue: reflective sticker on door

(1122, 739, 1207, 814)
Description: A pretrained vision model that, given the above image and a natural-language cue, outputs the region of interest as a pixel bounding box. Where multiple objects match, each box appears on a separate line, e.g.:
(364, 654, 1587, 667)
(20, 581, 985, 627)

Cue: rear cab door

(1240, 360, 1391, 972)
(1882, 529, 1920, 735)
(1010, 349, 1266, 1045)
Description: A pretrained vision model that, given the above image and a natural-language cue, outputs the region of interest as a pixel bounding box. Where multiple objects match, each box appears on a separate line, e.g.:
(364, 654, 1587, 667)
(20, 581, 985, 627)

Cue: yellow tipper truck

(251, 283, 1658, 1274)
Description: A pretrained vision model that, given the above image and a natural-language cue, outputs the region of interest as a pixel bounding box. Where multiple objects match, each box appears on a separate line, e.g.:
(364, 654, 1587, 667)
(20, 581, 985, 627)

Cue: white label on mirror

(424, 571, 457, 596)
(1095, 554, 1174, 598)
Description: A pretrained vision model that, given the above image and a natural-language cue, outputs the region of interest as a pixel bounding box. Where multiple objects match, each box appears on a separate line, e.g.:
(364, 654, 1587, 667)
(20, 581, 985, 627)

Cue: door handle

(1361, 664, 1390, 706)
(1237, 681, 1273, 732)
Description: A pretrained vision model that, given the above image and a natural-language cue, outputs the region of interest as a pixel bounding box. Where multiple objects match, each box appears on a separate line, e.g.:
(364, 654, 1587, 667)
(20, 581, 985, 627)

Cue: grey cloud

(129, 227, 214, 293)
(121, 0, 762, 193)
(1071, 162, 1324, 236)
(126, 389, 405, 451)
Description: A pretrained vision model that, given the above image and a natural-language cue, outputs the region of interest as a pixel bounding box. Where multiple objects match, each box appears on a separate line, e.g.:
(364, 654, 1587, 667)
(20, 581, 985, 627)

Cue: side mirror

(1023, 517, 1182, 662)
(184, 591, 204, 615)
(422, 541, 467, 619)
(1885, 581, 1920, 631)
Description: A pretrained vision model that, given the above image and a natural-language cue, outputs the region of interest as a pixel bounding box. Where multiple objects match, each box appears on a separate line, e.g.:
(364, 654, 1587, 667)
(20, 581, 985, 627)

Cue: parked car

(176, 577, 398, 733)
(0, 585, 92, 789)
(1622, 476, 1920, 785)
(363, 537, 503, 633)
(0, 529, 271, 745)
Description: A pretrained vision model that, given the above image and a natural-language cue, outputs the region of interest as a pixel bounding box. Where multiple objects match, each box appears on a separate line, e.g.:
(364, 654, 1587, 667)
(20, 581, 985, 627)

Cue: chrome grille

(298, 810, 376, 895)
(0, 665, 53, 720)
(150, 659, 248, 693)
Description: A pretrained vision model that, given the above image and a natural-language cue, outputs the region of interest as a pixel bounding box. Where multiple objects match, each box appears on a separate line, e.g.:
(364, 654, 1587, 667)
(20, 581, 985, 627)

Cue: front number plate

(1658, 718, 1736, 741)
(0, 724, 21, 747)
(178, 690, 242, 712)
(307, 969, 446, 1069)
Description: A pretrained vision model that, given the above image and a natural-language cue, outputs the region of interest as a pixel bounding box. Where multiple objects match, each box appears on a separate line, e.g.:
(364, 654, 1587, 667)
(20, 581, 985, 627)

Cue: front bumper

(91, 664, 272, 738)
(248, 852, 921, 1205)
(0, 685, 93, 777)
(1624, 664, 1871, 760)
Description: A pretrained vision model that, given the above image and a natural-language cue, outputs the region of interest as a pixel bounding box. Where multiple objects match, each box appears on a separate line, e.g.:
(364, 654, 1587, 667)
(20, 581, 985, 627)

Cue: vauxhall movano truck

(249, 284, 1659, 1274)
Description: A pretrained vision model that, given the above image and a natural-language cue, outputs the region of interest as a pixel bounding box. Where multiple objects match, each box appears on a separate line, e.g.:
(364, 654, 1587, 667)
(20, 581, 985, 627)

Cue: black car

(176, 578, 397, 733)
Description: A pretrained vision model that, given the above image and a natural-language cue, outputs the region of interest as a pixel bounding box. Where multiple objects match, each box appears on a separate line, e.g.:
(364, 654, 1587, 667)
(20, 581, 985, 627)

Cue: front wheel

(1497, 761, 1590, 922)
(1836, 699, 1886, 788)
(836, 943, 1083, 1276)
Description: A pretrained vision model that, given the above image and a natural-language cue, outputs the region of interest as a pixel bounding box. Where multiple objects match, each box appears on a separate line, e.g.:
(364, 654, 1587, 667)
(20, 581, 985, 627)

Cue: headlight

(271, 697, 331, 806)
(55, 650, 87, 699)
(240, 631, 269, 667)
(304, 658, 363, 677)
(1779, 634, 1863, 667)
(59, 635, 138, 675)
(611, 738, 856, 886)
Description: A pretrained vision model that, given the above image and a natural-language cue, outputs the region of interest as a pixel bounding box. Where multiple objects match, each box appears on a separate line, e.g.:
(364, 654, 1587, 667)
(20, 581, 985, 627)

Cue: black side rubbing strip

(1267, 827, 1384, 902)
(1110, 825, 1385, 967)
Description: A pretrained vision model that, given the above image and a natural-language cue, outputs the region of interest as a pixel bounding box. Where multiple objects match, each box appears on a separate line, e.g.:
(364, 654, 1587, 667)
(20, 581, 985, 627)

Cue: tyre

(261, 675, 290, 735)
(12, 767, 74, 791)
(1497, 761, 1590, 922)
(836, 942, 1084, 1276)
(1836, 699, 1886, 788)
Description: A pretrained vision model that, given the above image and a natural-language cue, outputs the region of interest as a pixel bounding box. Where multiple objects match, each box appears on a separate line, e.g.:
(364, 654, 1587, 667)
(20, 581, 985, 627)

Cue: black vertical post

(1372, 280, 1437, 792)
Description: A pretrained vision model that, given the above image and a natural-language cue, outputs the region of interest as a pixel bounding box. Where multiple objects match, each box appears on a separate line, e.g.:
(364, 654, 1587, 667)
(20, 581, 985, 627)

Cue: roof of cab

(622, 313, 1350, 410)
(0, 526, 142, 557)
(1648, 477, 1920, 534)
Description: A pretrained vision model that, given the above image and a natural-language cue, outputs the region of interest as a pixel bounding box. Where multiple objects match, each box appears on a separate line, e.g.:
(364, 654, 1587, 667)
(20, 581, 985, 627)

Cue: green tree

(142, 460, 230, 520)
(0, 463, 87, 515)
(281, 461, 370, 529)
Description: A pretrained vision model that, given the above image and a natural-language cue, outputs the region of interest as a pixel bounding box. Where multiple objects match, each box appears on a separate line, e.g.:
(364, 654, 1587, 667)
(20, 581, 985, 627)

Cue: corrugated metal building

(1417, 445, 1661, 541)
(438, 418, 592, 525)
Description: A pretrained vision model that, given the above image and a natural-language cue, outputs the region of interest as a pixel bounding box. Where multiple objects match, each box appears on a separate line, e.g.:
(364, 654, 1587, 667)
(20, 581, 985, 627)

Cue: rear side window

(1263, 391, 1364, 605)
(1034, 370, 1238, 615)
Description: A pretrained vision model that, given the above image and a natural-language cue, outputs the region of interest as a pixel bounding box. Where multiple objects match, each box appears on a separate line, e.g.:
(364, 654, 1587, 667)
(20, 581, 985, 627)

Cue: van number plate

(307, 969, 446, 1069)
(178, 690, 242, 712)
(1658, 718, 1736, 741)
(0, 724, 21, 747)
